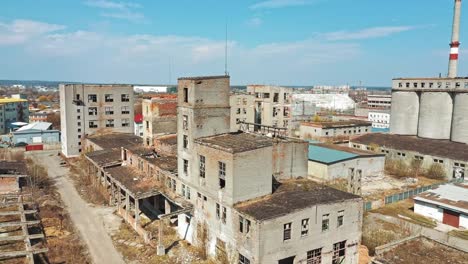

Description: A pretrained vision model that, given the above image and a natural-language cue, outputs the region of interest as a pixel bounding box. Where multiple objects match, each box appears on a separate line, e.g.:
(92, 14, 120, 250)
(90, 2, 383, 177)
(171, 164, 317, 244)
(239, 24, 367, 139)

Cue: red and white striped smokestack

(448, 0, 462, 78)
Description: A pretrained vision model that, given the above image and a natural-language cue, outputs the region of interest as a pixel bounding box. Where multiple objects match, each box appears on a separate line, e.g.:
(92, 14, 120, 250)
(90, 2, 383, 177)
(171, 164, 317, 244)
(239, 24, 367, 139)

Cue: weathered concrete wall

(414, 200, 443, 223)
(142, 96, 177, 146)
(308, 156, 385, 180)
(300, 124, 371, 140)
(230, 94, 255, 132)
(272, 140, 308, 180)
(258, 199, 362, 264)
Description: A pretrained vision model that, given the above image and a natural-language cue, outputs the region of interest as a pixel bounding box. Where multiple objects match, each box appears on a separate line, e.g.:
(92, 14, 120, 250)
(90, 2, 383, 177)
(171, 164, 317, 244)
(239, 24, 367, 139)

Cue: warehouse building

(414, 182, 468, 229)
(12, 122, 60, 145)
(300, 120, 372, 141)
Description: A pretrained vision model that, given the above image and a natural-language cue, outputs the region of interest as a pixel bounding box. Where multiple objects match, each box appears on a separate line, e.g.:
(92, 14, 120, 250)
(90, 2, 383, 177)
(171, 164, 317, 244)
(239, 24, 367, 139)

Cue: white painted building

(414, 182, 468, 229)
(368, 110, 391, 129)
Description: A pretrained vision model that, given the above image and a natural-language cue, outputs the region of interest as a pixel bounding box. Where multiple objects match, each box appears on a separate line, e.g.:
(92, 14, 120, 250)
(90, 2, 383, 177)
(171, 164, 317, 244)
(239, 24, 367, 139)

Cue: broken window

(222, 207, 227, 224)
(171, 179, 176, 192)
(182, 184, 186, 197)
(239, 254, 250, 264)
(219, 161, 226, 189)
(88, 107, 97, 116)
(242, 108, 247, 114)
(183, 159, 188, 174)
(146, 121, 149, 129)
(283, 107, 290, 117)
(183, 88, 188, 103)
(301, 218, 309, 237)
(337, 210, 344, 227)
(216, 203, 220, 219)
(88, 120, 98, 128)
(105, 106, 114, 115)
(105, 94, 113, 102)
(187, 187, 191, 200)
(105, 119, 114, 128)
(88, 94, 97, 103)
(183, 135, 188, 149)
(433, 158, 444, 164)
(283, 223, 292, 241)
(121, 106, 130, 114)
(122, 118, 130, 127)
(284, 93, 289, 102)
(121, 94, 130, 102)
(307, 248, 322, 264)
(332, 241, 346, 264)
(199, 155, 205, 178)
(273, 93, 279, 103)
(239, 216, 251, 234)
(236, 108, 241, 114)
(263, 93, 270, 99)
(322, 214, 329, 232)
(183, 115, 188, 130)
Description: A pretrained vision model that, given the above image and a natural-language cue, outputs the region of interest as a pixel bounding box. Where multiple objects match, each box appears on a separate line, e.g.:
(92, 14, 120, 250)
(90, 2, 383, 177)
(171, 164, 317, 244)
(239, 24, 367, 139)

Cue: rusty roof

(86, 149, 122, 167)
(302, 120, 372, 129)
(0, 161, 27, 175)
(87, 133, 142, 150)
(156, 134, 177, 146)
(414, 183, 468, 213)
(235, 179, 361, 221)
(129, 147, 178, 173)
(195, 132, 273, 153)
(105, 166, 159, 197)
(351, 133, 468, 162)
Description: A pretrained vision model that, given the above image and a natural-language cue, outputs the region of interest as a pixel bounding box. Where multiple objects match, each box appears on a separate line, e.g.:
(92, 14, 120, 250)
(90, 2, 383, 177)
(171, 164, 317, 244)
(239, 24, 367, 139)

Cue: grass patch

(373, 200, 437, 228)
(449, 230, 468, 240)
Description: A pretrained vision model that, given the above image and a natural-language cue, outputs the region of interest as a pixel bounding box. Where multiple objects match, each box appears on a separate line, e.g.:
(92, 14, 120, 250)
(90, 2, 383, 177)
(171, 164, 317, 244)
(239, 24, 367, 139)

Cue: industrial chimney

(448, 0, 462, 78)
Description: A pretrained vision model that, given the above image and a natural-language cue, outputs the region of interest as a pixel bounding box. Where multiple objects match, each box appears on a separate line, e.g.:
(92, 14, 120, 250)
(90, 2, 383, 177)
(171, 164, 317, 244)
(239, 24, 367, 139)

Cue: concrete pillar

(157, 219, 165, 255)
(125, 192, 130, 221)
(117, 186, 121, 210)
(110, 183, 115, 205)
(135, 198, 140, 229)
(164, 199, 171, 214)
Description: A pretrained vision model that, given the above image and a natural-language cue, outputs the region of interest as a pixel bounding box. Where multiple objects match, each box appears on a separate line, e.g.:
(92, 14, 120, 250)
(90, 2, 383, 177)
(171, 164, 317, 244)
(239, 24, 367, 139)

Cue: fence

(364, 178, 464, 211)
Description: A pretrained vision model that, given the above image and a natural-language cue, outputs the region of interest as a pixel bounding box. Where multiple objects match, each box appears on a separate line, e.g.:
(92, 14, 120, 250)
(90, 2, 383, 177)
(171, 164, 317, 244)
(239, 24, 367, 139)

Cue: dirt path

(28, 150, 126, 264)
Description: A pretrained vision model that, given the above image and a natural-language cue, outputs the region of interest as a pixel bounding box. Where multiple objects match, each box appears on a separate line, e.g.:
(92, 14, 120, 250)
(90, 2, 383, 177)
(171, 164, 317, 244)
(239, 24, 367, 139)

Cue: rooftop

(302, 120, 372, 129)
(195, 132, 273, 153)
(414, 182, 468, 213)
(16, 122, 52, 132)
(0, 161, 27, 175)
(308, 143, 383, 164)
(178, 75, 229, 81)
(87, 133, 142, 150)
(134, 114, 143, 123)
(129, 147, 178, 173)
(105, 166, 159, 198)
(351, 133, 468, 162)
(235, 179, 361, 221)
(86, 149, 122, 167)
(155, 134, 177, 146)
(0, 98, 28, 103)
(393, 77, 468, 80)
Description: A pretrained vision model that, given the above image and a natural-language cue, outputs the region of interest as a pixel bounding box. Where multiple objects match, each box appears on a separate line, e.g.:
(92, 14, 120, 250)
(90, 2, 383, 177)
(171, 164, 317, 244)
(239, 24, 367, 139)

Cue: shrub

(385, 159, 410, 178)
(425, 163, 446, 180)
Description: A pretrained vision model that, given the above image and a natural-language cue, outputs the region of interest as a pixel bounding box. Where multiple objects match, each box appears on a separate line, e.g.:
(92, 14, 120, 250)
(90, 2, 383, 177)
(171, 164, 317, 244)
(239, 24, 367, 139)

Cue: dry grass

(373, 199, 437, 228)
(449, 230, 468, 240)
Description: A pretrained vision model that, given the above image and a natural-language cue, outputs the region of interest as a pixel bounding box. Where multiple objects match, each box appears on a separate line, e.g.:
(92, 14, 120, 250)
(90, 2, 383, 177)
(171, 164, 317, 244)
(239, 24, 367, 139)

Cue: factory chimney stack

(448, 0, 462, 78)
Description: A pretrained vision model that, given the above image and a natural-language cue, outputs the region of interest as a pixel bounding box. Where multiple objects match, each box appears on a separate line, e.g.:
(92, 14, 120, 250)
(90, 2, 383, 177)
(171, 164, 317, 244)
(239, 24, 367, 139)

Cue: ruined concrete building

(141, 94, 177, 147)
(60, 84, 134, 157)
(229, 93, 255, 132)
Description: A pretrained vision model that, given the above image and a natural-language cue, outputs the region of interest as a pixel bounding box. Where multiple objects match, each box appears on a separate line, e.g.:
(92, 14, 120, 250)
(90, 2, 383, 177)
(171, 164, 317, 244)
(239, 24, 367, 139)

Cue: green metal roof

(308, 144, 358, 164)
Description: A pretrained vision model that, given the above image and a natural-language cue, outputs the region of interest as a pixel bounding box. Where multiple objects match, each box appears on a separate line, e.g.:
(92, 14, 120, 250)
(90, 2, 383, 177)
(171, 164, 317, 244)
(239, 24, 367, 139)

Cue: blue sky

(0, 0, 467, 86)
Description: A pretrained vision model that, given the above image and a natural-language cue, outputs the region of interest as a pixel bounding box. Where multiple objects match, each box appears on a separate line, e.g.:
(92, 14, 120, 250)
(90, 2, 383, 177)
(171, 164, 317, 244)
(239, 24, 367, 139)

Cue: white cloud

(324, 26, 414, 41)
(250, 0, 314, 10)
(0, 19, 65, 45)
(84, 0, 145, 22)
(246, 17, 263, 27)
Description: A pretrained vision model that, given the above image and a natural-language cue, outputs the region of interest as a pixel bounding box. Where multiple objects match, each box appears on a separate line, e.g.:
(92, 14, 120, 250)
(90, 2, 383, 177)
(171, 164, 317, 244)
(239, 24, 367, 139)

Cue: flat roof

(308, 143, 383, 164)
(0, 161, 27, 175)
(86, 149, 122, 167)
(351, 133, 468, 162)
(87, 133, 142, 150)
(156, 134, 177, 146)
(393, 77, 468, 81)
(235, 179, 361, 221)
(105, 166, 158, 197)
(178, 75, 229, 81)
(195, 132, 273, 154)
(414, 183, 468, 213)
(302, 120, 371, 129)
(0, 98, 27, 103)
(129, 147, 178, 173)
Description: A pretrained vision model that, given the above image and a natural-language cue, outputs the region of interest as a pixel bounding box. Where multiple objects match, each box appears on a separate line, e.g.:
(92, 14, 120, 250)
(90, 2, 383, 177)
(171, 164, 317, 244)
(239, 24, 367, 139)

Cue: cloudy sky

(0, 0, 467, 86)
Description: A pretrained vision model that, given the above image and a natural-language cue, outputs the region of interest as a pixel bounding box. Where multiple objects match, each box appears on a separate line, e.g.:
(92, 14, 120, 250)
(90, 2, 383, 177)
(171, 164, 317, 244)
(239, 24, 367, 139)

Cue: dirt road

(28, 150, 125, 264)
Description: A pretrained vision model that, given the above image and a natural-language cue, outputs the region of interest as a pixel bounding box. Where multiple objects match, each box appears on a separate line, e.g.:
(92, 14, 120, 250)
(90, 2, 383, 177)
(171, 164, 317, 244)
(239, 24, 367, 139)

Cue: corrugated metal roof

(16, 122, 52, 131)
(308, 144, 358, 164)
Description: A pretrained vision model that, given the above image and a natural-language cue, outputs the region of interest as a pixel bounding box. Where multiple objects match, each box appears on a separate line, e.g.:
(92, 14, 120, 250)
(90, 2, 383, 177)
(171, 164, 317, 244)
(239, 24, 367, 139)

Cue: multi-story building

(368, 109, 391, 129)
(142, 94, 177, 146)
(0, 98, 29, 134)
(229, 93, 255, 132)
(134, 114, 143, 137)
(175, 76, 362, 264)
(29, 112, 48, 123)
(59, 84, 134, 157)
(367, 94, 391, 109)
(246, 85, 293, 130)
(300, 120, 372, 141)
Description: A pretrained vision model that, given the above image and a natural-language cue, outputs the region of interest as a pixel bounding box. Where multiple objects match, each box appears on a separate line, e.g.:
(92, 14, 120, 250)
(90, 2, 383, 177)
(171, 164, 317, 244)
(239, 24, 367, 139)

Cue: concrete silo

(418, 92, 453, 139)
(389, 91, 419, 135)
(451, 92, 468, 144)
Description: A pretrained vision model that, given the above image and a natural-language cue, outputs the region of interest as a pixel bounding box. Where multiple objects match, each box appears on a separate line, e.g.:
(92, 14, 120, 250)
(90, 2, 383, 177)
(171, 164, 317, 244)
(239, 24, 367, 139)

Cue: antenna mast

(225, 21, 228, 76)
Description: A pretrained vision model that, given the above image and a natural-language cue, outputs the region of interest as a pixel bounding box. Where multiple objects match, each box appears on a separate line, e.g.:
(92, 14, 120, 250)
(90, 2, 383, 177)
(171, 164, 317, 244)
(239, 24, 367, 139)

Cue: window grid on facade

(332, 241, 346, 264)
(122, 118, 130, 127)
(283, 223, 291, 241)
(307, 248, 322, 264)
(121, 106, 130, 114)
(301, 218, 309, 236)
(88, 107, 97, 116)
(121, 94, 130, 102)
(88, 94, 97, 103)
(219, 161, 226, 189)
(105, 106, 114, 115)
(199, 155, 205, 178)
(89, 121, 97, 128)
(106, 119, 114, 128)
(105, 94, 113, 102)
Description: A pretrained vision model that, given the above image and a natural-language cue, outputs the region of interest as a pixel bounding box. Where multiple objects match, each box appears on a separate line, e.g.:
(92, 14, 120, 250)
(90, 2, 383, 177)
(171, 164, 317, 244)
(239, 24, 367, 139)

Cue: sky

(0, 0, 467, 86)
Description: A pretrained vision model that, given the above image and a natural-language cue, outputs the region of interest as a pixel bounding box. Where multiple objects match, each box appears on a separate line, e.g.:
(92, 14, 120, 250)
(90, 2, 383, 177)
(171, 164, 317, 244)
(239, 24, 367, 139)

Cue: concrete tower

(448, 0, 462, 78)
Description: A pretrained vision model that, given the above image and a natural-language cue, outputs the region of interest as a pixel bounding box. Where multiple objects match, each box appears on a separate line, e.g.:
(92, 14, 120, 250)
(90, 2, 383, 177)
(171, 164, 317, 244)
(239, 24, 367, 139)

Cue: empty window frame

(199, 155, 206, 178)
(183, 159, 189, 174)
(88, 107, 97, 116)
(433, 159, 444, 164)
(105, 94, 113, 102)
(88, 94, 97, 103)
(216, 203, 220, 219)
(307, 248, 322, 264)
(121, 94, 130, 102)
(239, 216, 251, 234)
(414, 155, 424, 161)
(122, 118, 130, 127)
(322, 214, 329, 232)
(337, 210, 344, 227)
(183, 115, 188, 130)
(121, 106, 130, 114)
(183, 135, 188, 148)
(105, 106, 114, 115)
(219, 161, 226, 189)
(106, 119, 114, 128)
(222, 207, 227, 224)
(182, 184, 186, 197)
(301, 218, 309, 237)
(183, 88, 188, 103)
(171, 179, 176, 192)
(332, 241, 346, 264)
(89, 120, 98, 128)
(239, 254, 251, 264)
(283, 222, 292, 241)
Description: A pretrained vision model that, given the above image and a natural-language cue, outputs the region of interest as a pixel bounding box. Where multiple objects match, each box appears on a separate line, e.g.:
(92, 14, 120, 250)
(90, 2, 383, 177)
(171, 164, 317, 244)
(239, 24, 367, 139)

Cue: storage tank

(451, 93, 468, 144)
(390, 91, 419, 135)
(418, 92, 453, 139)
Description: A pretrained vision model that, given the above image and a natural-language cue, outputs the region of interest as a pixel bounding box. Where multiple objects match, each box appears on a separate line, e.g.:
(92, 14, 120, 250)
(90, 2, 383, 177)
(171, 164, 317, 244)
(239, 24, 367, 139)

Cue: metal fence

(364, 178, 464, 211)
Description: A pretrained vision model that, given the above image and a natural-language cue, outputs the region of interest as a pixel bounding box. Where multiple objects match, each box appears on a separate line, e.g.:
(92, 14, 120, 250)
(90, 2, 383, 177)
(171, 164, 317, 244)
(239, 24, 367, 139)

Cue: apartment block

(0, 98, 29, 134)
(230, 93, 255, 132)
(60, 84, 134, 157)
(142, 94, 177, 146)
